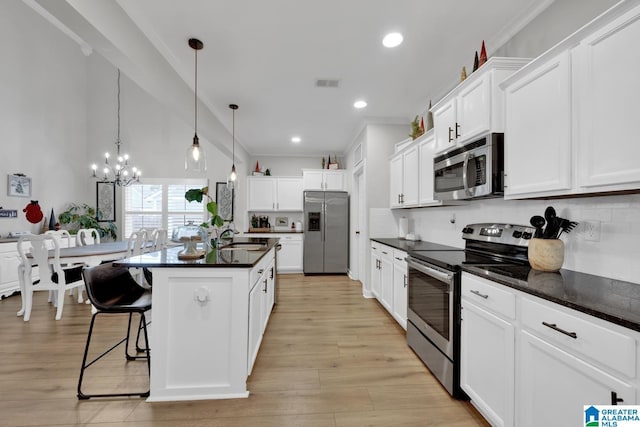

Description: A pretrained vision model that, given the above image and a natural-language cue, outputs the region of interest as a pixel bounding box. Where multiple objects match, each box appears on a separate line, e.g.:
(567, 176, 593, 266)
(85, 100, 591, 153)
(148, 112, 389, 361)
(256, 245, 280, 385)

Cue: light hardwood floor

(0, 274, 489, 426)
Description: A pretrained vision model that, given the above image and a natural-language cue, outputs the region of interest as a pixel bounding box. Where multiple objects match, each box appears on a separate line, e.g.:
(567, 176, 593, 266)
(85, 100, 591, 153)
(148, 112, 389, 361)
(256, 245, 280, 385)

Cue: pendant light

(185, 38, 206, 172)
(91, 68, 141, 186)
(227, 103, 238, 188)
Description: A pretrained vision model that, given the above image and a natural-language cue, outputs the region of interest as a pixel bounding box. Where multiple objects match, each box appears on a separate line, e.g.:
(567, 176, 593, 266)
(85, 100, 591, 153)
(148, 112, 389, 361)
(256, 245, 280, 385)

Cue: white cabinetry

(461, 271, 640, 427)
(274, 234, 302, 273)
(390, 144, 419, 208)
(302, 169, 346, 191)
(516, 296, 636, 427)
(576, 5, 640, 191)
(418, 131, 439, 206)
(461, 273, 516, 427)
(244, 233, 303, 273)
(502, 52, 572, 198)
(502, 1, 640, 199)
(247, 176, 303, 211)
(391, 249, 408, 330)
(370, 241, 407, 329)
(431, 58, 530, 154)
(248, 254, 276, 374)
(0, 242, 21, 298)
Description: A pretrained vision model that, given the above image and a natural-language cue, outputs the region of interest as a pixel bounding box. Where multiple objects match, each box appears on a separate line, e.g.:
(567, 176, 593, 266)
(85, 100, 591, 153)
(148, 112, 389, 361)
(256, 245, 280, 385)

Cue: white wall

(0, 1, 90, 236)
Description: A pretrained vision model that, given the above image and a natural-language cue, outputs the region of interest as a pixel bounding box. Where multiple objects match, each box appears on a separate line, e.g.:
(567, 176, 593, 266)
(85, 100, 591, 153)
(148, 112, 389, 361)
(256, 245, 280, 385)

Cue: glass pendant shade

(186, 38, 206, 172)
(227, 103, 238, 188)
(186, 133, 206, 172)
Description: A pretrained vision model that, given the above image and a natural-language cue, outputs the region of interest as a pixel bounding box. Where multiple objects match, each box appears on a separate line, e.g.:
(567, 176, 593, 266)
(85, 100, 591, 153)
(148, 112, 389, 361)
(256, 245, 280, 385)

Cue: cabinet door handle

(455, 122, 460, 138)
(542, 321, 577, 339)
(395, 257, 403, 261)
(611, 391, 624, 405)
(258, 269, 264, 274)
(263, 279, 268, 293)
(404, 274, 407, 288)
(270, 267, 274, 279)
(470, 289, 488, 299)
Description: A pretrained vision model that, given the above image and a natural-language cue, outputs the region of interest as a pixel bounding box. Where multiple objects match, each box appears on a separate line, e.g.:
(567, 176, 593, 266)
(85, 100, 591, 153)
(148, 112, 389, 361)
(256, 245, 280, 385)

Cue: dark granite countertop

(244, 230, 303, 234)
(462, 265, 640, 332)
(114, 237, 279, 268)
(371, 237, 461, 252)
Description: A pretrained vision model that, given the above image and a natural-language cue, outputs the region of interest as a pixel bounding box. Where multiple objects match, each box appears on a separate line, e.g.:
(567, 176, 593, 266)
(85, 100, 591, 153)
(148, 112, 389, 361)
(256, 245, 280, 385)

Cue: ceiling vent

(315, 79, 340, 88)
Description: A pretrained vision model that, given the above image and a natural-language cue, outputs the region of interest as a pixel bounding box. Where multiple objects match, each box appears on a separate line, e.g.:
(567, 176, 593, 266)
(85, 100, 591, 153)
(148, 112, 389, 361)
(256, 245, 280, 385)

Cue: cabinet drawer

(461, 273, 516, 319)
(392, 249, 407, 264)
(521, 296, 636, 378)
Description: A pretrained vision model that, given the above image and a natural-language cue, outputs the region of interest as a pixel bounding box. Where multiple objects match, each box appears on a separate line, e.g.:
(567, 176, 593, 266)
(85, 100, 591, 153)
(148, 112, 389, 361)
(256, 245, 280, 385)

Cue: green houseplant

(185, 186, 225, 247)
(58, 203, 117, 240)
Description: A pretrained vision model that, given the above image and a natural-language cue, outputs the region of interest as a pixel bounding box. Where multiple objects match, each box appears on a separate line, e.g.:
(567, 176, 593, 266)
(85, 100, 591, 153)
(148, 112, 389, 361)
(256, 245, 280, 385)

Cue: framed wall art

(96, 181, 116, 222)
(7, 174, 31, 197)
(215, 182, 234, 222)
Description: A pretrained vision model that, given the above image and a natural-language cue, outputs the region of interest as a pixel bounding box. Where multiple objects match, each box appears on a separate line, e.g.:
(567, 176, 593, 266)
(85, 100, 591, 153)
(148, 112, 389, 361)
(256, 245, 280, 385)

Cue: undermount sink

(219, 242, 267, 251)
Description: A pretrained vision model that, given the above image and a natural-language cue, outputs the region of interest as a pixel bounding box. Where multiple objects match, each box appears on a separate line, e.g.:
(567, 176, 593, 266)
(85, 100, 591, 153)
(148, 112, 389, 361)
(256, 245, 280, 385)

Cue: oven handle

(462, 152, 474, 197)
(406, 258, 454, 284)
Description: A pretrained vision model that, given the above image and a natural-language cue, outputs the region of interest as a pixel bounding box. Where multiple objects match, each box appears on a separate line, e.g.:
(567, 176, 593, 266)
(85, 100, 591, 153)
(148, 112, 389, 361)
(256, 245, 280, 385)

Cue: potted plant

(184, 187, 225, 247)
(58, 203, 117, 240)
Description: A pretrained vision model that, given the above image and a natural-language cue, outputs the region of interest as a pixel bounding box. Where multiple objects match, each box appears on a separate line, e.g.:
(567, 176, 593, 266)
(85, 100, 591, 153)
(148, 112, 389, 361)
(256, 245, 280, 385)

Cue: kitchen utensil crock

(528, 238, 564, 272)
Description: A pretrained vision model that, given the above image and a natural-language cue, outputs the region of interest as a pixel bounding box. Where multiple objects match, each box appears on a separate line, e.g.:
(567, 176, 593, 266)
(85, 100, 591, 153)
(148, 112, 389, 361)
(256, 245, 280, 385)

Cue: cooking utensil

(543, 206, 559, 239)
(530, 215, 546, 238)
(556, 218, 578, 238)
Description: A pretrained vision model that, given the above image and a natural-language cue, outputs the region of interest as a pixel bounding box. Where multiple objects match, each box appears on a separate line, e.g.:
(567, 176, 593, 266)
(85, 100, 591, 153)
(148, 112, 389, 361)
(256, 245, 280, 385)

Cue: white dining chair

(76, 228, 101, 246)
(127, 230, 148, 284)
(44, 229, 73, 248)
(16, 234, 85, 321)
(150, 228, 168, 252)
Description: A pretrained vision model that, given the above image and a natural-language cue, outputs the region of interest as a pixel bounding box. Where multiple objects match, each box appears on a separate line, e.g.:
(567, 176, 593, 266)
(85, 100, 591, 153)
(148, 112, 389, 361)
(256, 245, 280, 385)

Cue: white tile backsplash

(389, 194, 640, 284)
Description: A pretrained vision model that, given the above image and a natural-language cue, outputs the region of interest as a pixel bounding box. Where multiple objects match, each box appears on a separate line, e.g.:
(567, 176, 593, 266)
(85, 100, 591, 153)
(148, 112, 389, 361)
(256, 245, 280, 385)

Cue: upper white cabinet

(576, 5, 640, 191)
(431, 57, 530, 154)
(302, 169, 346, 191)
(418, 131, 439, 206)
(247, 176, 303, 211)
(389, 143, 419, 208)
(502, 52, 573, 197)
(502, 1, 640, 199)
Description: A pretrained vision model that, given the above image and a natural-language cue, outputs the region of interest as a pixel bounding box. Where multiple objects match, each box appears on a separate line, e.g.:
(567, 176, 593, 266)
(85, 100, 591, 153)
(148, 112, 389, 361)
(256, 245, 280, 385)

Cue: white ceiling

(33, 0, 553, 158)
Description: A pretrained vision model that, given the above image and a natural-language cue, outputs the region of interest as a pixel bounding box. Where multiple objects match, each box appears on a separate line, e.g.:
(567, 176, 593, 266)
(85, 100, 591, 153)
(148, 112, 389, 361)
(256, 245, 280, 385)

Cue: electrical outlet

(584, 220, 601, 242)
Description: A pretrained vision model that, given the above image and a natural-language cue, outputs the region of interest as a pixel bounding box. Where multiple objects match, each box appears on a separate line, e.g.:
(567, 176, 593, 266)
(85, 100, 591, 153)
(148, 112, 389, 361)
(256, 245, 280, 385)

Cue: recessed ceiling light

(291, 136, 301, 143)
(382, 32, 403, 48)
(354, 100, 368, 109)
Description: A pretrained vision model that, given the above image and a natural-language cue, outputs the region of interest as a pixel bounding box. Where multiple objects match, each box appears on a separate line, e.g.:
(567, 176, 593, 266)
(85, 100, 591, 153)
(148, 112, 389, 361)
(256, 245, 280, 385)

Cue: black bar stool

(77, 263, 152, 399)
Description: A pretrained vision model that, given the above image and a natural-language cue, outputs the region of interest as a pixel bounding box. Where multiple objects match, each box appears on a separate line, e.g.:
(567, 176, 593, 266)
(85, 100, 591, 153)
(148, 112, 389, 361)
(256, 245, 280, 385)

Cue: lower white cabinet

(461, 272, 640, 427)
(248, 256, 275, 374)
(244, 233, 303, 273)
(392, 249, 408, 330)
(275, 234, 303, 273)
(370, 241, 408, 329)
(461, 274, 516, 427)
(0, 242, 21, 298)
(517, 330, 634, 427)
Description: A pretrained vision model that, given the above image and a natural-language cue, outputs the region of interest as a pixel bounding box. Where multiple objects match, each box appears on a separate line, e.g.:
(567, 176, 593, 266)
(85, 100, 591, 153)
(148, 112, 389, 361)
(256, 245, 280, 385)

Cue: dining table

(17, 240, 141, 320)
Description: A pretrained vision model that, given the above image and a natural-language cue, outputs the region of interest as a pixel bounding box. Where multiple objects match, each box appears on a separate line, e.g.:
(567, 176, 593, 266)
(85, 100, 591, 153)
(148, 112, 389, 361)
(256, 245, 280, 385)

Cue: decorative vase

(426, 100, 434, 131)
(528, 238, 564, 272)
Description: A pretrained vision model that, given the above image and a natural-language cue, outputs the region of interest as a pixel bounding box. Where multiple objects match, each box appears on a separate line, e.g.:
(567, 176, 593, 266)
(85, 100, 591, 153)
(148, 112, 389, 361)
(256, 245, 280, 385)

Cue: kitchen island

(114, 237, 278, 402)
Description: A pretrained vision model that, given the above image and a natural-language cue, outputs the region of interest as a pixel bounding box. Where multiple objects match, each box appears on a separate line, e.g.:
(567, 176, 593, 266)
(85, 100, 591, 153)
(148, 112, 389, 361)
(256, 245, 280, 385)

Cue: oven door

(406, 257, 455, 360)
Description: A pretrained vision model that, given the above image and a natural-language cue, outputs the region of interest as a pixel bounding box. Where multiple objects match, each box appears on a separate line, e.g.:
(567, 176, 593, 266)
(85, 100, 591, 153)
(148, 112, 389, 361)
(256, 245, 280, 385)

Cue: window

(123, 179, 207, 238)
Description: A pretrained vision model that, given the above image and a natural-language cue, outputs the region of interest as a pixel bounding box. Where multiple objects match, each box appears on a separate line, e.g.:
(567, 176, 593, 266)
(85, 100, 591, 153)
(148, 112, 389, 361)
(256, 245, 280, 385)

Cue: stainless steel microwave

(433, 133, 504, 201)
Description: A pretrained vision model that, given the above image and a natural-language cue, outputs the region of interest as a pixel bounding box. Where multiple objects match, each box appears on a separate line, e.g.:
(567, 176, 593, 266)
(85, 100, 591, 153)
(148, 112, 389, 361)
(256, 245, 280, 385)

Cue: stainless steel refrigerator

(303, 191, 349, 274)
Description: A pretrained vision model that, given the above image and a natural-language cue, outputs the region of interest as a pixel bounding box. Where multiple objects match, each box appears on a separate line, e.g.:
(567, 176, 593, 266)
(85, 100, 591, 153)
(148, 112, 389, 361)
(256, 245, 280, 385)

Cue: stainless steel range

(406, 223, 534, 399)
